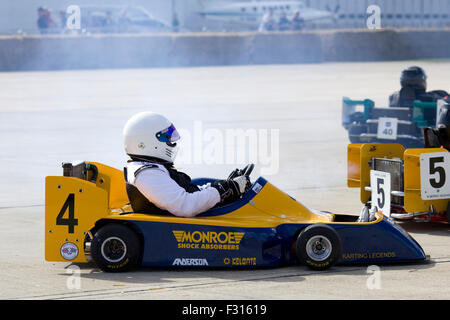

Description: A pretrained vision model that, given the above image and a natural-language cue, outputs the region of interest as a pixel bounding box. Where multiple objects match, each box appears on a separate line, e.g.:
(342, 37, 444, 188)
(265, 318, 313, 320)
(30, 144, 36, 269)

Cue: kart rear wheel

(296, 225, 341, 271)
(91, 223, 141, 272)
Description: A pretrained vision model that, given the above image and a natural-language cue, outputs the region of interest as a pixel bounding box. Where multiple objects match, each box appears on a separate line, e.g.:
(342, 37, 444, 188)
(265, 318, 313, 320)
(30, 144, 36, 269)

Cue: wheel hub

(101, 237, 127, 263)
(306, 236, 332, 262)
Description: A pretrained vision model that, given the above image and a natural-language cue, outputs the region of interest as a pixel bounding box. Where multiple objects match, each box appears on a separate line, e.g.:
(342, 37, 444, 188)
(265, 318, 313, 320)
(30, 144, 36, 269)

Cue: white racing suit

(125, 161, 221, 218)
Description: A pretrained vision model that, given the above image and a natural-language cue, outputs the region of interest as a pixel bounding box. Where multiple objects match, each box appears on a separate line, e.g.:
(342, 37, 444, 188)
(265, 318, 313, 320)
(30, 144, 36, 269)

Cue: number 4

(56, 193, 78, 233)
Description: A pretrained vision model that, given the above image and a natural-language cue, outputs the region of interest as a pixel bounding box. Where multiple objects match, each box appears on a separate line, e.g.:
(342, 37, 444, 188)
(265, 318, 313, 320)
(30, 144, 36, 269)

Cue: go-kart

(45, 161, 426, 272)
(348, 143, 450, 223)
(342, 97, 447, 148)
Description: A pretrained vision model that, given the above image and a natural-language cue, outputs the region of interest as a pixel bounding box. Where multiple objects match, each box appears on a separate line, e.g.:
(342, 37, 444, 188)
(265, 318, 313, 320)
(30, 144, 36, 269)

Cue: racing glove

(212, 176, 247, 204)
(232, 175, 249, 194)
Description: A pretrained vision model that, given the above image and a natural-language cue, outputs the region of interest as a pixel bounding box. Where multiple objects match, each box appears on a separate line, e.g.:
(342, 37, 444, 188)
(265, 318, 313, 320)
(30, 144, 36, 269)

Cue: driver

(123, 112, 250, 217)
(389, 66, 449, 108)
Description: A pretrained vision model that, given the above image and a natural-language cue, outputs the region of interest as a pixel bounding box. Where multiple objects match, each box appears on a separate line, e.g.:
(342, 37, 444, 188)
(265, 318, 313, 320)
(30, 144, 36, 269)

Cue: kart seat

(122, 174, 233, 216)
(123, 167, 173, 216)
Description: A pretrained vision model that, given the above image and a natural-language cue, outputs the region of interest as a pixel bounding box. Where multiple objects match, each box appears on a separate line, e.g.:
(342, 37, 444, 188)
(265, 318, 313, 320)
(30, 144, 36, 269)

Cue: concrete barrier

(319, 28, 450, 62)
(250, 32, 323, 64)
(0, 28, 449, 71)
(168, 33, 253, 67)
(319, 29, 405, 62)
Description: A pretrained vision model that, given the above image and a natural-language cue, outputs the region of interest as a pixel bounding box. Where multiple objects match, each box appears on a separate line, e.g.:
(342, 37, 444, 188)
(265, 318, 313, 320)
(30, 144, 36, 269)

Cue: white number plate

(377, 117, 398, 140)
(420, 152, 450, 200)
(370, 170, 391, 217)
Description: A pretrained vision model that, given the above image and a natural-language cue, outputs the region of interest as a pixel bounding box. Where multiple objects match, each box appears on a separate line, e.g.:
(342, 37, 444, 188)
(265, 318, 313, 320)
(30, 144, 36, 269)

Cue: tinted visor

(401, 67, 426, 81)
(403, 70, 423, 78)
(155, 124, 180, 143)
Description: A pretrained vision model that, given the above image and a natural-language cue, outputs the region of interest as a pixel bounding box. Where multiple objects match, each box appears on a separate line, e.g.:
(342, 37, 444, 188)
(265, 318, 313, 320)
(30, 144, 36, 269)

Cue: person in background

(103, 11, 116, 33)
(42, 8, 57, 33)
(172, 13, 180, 33)
(389, 66, 449, 108)
(278, 11, 291, 31)
(258, 8, 276, 32)
(291, 10, 305, 31)
(37, 7, 49, 34)
(58, 10, 67, 32)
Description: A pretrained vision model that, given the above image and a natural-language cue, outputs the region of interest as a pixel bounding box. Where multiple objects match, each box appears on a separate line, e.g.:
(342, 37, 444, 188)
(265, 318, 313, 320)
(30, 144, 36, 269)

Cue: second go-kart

(348, 142, 450, 223)
(45, 161, 426, 272)
(342, 97, 448, 148)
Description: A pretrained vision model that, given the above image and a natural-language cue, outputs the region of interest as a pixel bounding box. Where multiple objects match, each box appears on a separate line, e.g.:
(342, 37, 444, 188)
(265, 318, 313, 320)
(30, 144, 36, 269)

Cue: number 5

(377, 178, 385, 209)
(370, 170, 391, 216)
(429, 157, 446, 189)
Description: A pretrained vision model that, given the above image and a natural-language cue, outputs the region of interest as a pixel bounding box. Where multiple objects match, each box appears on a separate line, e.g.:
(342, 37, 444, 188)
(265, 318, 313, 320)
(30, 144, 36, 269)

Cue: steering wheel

(212, 164, 255, 209)
(242, 163, 254, 178)
(240, 163, 254, 192)
(227, 164, 255, 192)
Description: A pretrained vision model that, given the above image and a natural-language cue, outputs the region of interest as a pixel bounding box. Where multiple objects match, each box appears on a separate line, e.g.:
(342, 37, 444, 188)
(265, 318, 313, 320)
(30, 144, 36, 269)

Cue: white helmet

(123, 112, 180, 163)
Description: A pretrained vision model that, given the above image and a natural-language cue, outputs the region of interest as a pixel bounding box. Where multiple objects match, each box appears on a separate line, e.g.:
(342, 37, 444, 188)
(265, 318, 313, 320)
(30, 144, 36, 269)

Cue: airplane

(194, 0, 340, 31)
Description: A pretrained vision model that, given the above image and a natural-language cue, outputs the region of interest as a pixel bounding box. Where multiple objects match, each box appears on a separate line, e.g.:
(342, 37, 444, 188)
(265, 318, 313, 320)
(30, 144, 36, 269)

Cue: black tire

(91, 223, 141, 272)
(296, 225, 342, 271)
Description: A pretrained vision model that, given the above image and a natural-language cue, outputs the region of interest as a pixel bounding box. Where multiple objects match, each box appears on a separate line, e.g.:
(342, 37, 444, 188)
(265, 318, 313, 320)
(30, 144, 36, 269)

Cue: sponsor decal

(252, 183, 263, 194)
(342, 252, 396, 260)
(172, 258, 209, 266)
(225, 257, 256, 266)
(60, 242, 79, 260)
(172, 230, 244, 250)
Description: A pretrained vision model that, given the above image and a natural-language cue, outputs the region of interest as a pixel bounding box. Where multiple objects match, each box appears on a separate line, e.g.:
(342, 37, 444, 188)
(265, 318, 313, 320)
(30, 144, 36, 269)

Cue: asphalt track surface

(0, 61, 449, 300)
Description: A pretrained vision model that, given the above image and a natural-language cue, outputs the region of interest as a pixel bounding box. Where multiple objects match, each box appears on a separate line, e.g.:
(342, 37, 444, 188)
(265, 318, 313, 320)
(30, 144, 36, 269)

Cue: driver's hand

(211, 179, 242, 204)
(232, 176, 248, 194)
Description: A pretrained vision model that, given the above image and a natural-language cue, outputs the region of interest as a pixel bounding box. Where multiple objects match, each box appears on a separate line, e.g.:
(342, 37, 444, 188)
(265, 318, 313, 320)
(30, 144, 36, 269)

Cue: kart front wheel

(296, 225, 341, 271)
(91, 223, 141, 272)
